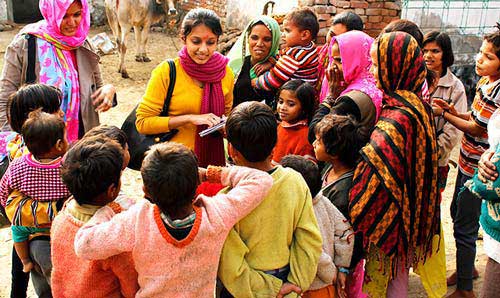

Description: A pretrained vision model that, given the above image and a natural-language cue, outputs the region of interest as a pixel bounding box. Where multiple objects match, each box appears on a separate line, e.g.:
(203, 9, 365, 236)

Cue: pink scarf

(319, 31, 383, 120)
(21, 0, 90, 142)
(178, 46, 228, 167)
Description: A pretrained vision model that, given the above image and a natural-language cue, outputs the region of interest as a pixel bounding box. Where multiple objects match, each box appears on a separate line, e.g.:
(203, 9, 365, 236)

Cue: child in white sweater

(281, 155, 354, 298)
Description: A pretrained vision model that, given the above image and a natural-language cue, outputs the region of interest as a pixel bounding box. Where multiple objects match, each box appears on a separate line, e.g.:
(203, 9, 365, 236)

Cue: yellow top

(218, 166, 322, 297)
(136, 58, 234, 150)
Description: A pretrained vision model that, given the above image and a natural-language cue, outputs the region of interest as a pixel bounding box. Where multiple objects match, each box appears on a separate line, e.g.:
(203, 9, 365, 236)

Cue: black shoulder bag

(121, 59, 178, 170)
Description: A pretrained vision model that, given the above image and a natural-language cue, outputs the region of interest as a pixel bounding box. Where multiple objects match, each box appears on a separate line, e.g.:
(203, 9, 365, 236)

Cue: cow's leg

(105, 3, 123, 74)
(139, 22, 152, 62)
(118, 23, 131, 78)
(134, 25, 144, 62)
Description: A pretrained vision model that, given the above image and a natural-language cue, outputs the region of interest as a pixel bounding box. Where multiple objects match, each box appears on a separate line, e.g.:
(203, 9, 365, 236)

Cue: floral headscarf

(21, 0, 91, 142)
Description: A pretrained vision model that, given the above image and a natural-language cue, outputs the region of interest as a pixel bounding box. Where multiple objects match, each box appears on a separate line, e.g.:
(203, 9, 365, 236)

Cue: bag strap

(159, 59, 176, 117)
(26, 34, 37, 84)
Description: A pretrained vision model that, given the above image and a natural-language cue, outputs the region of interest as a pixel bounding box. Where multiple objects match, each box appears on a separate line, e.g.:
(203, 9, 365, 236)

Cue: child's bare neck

(166, 205, 194, 220)
(289, 40, 312, 48)
(237, 157, 275, 172)
(487, 73, 500, 84)
(33, 152, 62, 163)
(327, 161, 353, 182)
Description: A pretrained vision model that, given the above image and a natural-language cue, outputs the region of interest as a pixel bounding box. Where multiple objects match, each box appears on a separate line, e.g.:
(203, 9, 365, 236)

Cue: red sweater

(51, 202, 139, 298)
(273, 120, 316, 164)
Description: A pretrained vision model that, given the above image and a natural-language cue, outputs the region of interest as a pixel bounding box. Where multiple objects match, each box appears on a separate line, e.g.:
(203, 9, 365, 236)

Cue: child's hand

(276, 282, 302, 298)
(326, 63, 346, 100)
(254, 61, 273, 76)
(478, 149, 498, 182)
(432, 99, 458, 116)
(251, 78, 258, 88)
(431, 104, 444, 116)
(336, 272, 348, 298)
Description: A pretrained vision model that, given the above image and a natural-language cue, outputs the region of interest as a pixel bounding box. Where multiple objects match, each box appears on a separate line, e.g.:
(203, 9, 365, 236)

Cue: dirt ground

(0, 26, 488, 297)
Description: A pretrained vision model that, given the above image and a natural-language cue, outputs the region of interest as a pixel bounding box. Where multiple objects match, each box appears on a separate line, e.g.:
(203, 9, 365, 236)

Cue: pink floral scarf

(21, 0, 90, 142)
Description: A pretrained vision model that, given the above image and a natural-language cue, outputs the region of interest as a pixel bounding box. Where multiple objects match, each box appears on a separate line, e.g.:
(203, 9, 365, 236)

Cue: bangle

(441, 110, 446, 117)
(338, 267, 350, 275)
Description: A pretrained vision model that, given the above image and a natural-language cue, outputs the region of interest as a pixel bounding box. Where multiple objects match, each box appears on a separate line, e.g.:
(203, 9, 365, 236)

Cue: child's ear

(142, 185, 152, 199)
(55, 139, 64, 152)
(228, 143, 244, 164)
(301, 29, 312, 41)
(107, 181, 121, 201)
(227, 143, 236, 160)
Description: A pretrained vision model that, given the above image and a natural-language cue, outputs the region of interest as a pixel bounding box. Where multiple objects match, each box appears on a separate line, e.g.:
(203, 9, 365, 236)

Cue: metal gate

(401, 0, 499, 35)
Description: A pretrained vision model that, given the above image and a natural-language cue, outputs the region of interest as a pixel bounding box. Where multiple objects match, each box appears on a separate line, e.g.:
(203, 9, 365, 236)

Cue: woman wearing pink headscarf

(0, 0, 116, 143)
(309, 30, 382, 143)
(308, 30, 383, 298)
(0, 1, 115, 297)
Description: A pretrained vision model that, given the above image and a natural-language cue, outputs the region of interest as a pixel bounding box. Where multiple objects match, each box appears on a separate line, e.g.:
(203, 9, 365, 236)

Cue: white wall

(0, 0, 8, 22)
(226, 0, 299, 29)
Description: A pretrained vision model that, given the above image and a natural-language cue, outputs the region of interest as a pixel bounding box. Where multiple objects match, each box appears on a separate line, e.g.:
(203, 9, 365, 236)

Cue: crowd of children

(0, 3, 499, 298)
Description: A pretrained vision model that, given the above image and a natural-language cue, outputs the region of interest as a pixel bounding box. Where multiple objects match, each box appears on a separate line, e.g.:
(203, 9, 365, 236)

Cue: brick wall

(298, 0, 401, 44)
(179, 0, 227, 20)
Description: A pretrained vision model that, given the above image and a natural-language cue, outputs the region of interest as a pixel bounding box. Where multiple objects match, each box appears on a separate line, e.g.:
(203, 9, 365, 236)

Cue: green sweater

(218, 166, 322, 297)
(474, 146, 500, 242)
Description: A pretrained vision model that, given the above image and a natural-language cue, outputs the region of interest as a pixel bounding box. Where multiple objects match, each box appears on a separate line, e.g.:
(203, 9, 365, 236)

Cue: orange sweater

(273, 120, 316, 164)
(51, 201, 138, 298)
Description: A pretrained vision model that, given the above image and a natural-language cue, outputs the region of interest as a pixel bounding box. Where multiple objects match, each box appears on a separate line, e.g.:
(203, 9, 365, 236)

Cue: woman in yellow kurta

(136, 8, 234, 167)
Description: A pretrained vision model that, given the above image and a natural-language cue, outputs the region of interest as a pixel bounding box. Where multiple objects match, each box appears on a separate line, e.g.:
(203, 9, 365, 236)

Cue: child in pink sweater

(74, 142, 273, 297)
(51, 135, 139, 298)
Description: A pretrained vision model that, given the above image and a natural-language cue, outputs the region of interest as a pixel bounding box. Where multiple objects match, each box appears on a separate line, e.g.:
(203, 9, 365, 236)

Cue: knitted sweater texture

(51, 200, 139, 298)
(74, 166, 273, 297)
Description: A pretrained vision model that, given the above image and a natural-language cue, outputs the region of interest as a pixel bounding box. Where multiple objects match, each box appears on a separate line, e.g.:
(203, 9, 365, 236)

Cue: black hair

(83, 125, 128, 150)
(7, 84, 62, 133)
(314, 114, 369, 168)
(383, 19, 423, 47)
(423, 31, 455, 71)
(332, 11, 364, 31)
(285, 7, 319, 40)
(484, 23, 500, 59)
(181, 8, 223, 38)
(61, 136, 123, 205)
(141, 142, 199, 216)
(21, 109, 66, 158)
(382, 20, 438, 91)
(281, 154, 321, 197)
(279, 80, 316, 123)
(226, 101, 277, 162)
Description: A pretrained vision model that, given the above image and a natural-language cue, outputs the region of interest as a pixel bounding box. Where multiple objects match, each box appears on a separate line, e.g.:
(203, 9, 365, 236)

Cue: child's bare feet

(21, 259, 34, 272)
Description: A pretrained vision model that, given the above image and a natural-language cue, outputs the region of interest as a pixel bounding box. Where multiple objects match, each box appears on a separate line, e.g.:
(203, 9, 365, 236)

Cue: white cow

(105, 0, 177, 78)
